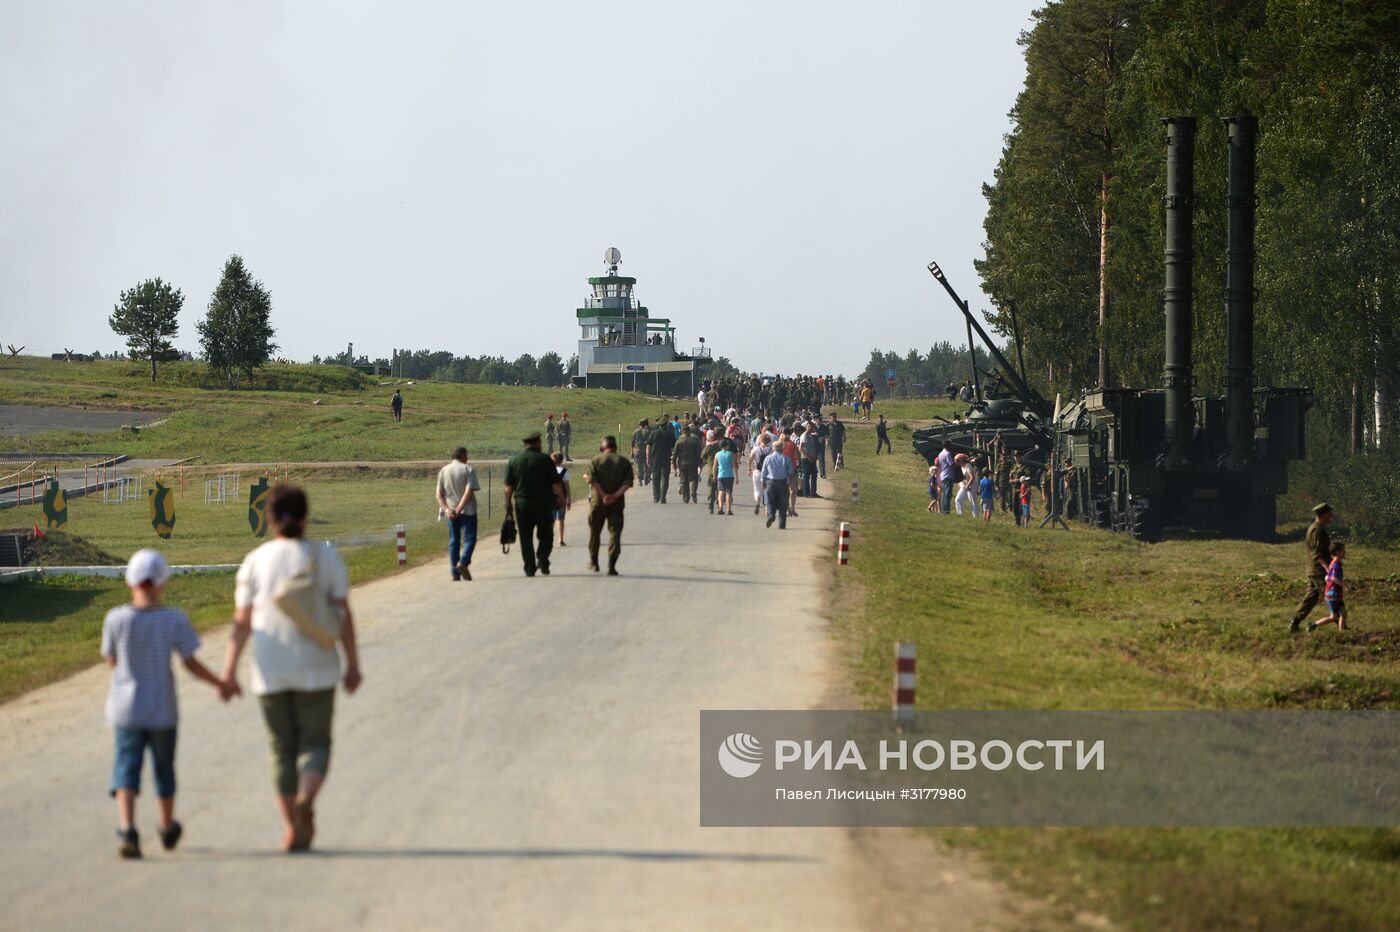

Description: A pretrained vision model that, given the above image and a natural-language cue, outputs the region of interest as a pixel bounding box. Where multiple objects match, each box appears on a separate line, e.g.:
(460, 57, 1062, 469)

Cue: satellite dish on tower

(604, 246, 622, 270)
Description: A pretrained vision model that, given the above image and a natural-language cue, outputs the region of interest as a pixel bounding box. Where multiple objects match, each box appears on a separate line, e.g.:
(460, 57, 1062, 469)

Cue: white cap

(125, 548, 171, 588)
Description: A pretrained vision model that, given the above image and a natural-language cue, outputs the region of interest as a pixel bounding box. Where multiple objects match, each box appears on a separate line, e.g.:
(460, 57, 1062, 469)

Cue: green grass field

(0, 356, 669, 462)
(834, 418, 1400, 931)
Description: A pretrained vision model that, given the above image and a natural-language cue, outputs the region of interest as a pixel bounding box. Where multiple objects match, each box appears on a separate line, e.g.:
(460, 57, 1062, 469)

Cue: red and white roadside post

(837, 522, 850, 565)
(851, 478, 860, 504)
(395, 524, 407, 567)
(894, 642, 916, 726)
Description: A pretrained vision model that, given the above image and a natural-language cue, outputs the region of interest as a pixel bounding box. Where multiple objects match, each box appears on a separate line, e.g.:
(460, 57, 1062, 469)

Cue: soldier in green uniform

(673, 426, 703, 504)
(630, 419, 651, 486)
(587, 435, 634, 575)
(503, 431, 565, 577)
(647, 418, 676, 503)
(1289, 503, 1335, 632)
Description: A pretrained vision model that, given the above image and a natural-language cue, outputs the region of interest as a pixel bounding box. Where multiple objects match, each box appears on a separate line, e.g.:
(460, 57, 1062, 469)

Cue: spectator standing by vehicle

(504, 432, 566, 576)
(435, 446, 481, 581)
(979, 470, 995, 523)
(936, 441, 959, 515)
(953, 454, 979, 517)
(222, 485, 362, 853)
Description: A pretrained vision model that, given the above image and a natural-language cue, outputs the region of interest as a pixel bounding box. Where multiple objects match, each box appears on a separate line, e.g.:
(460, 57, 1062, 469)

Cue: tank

(912, 264, 1053, 479)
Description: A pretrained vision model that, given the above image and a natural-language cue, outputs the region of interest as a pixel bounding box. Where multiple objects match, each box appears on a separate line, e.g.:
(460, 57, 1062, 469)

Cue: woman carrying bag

(222, 485, 362, 853)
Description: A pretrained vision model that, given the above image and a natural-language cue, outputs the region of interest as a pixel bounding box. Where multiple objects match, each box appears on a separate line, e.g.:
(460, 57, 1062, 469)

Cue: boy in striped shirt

(102, 549, 229, 858)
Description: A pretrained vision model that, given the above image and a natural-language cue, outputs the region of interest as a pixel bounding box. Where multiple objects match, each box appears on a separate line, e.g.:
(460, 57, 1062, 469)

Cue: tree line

(310, 348, 577, 386)
(858, 343, 991, 399)
(977, 0, 1400, 453)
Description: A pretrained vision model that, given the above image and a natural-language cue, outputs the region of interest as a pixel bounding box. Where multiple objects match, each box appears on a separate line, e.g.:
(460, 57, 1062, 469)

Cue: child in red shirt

(1308, 542, 1347, 632)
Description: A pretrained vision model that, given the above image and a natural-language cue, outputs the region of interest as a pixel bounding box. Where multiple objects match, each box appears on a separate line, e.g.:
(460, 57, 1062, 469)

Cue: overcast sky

(0, 0, 1039, 375)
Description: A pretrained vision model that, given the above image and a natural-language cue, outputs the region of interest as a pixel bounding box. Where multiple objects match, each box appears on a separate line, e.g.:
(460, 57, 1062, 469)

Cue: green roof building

(574, 247, 707, 394)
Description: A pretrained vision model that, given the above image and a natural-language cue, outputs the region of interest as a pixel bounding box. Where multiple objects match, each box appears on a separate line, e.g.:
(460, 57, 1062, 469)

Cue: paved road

(0, 475, 1042, 931)
(0, 404, 166, 436)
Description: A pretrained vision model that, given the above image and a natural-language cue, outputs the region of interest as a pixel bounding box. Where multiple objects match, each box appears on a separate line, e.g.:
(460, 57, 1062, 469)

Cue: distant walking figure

(390, 389, 403, 422)
(875, 415, 891, 455)
(222, 485, 363, 853)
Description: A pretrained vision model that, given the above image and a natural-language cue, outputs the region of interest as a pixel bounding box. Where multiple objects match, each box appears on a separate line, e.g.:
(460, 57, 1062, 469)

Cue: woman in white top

(954, 456, 980, 517)
(222, 484, 361, 853)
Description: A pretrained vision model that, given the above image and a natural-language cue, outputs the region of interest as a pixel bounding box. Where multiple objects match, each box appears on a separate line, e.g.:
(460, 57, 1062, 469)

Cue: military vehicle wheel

(1128, 499, 1161, 542)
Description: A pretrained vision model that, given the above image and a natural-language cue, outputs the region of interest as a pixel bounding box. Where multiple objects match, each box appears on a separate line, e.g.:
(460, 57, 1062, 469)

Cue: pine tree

(198, 255, 277, 388)
(109, 278, 183, 383)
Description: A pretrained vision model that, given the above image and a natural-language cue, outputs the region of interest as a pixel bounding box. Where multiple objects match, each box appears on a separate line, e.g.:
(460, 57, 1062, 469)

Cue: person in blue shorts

(1308, 542, 1347, 632)
(978, 470, 995, 523)
(103, 549, 230, 859)
(714, 438, 737, 516)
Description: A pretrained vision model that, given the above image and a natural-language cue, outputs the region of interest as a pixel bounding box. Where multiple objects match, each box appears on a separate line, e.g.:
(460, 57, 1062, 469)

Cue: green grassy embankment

(833, 418, 1400, 932)
(0, 356, 666, 462)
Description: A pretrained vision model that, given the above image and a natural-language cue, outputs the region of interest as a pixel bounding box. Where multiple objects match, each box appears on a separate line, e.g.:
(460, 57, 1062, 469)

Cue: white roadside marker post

(396, 524, 407, 567)
(894, 642, 916, 726)
(837, 522, 850, 565)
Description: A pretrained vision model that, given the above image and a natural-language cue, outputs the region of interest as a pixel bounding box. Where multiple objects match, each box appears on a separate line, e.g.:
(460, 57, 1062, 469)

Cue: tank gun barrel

(925, 262, 1051, 420)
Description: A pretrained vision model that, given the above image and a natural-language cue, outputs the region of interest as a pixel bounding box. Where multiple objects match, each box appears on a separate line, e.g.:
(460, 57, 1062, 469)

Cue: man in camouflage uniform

(587, 435, 634, 576)
(1289, 503, 1335, 633)
(672, 426, 703, 504)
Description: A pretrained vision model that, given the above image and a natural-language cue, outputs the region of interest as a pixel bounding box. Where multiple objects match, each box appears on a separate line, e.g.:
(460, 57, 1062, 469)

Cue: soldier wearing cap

(672, 426, 703, 504)
(503, 431, 565, 577)
(1289, 503, 1336, 632)
(587, 435, 634, 575)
